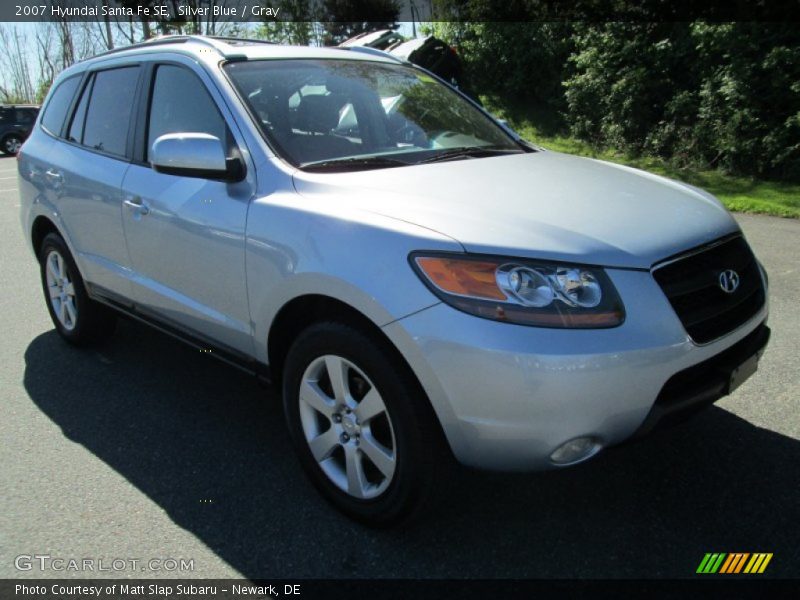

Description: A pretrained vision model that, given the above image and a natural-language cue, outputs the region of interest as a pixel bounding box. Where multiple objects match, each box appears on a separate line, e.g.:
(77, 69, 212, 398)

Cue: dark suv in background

(1, 104, 39, 155)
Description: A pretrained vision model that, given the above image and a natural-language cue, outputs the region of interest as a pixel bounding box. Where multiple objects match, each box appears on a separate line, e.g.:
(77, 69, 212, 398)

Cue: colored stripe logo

(697, 553, 773, 574)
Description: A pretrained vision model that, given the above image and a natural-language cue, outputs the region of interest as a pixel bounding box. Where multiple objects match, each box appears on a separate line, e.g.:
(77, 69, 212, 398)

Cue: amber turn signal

(414, 257, 507, 301)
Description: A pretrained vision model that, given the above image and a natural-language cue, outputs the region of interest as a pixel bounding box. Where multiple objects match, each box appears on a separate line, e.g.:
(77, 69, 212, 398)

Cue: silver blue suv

(18, 36, 770, 526)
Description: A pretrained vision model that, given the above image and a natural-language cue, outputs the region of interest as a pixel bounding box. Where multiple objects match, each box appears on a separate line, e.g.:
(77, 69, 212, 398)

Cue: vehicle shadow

(23, 321, 799, 578)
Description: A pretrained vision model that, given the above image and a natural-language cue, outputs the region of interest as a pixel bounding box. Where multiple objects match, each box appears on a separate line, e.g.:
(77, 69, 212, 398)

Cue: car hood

(292, 151, 740, 269)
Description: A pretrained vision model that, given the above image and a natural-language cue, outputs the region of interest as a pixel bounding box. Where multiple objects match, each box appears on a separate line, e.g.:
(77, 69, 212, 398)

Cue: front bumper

(632, 322, 769, 438)
(382, 267, 769, 471)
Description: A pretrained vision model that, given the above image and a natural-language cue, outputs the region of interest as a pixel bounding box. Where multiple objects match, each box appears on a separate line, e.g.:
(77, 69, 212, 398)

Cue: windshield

(224, 59, 524, 170)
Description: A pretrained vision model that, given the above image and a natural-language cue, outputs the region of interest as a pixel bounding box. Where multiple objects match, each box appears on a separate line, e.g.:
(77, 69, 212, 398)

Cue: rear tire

(282, 321, 451, 527)
(39, 232, 116, 346)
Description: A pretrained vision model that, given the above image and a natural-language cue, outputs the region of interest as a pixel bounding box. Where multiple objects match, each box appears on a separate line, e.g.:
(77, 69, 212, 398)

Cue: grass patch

(512, 124, 800, 219)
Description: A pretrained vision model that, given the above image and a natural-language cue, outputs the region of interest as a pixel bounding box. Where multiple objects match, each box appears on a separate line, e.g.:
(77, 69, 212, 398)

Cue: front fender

(245, 191, 462, 365)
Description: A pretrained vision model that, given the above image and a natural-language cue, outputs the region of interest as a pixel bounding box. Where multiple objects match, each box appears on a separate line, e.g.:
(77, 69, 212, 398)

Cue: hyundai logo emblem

(719, 269, 740, 294)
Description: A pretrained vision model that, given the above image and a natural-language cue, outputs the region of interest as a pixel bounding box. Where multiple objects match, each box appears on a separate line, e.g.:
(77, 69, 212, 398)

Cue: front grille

(652, 236, 765, 344)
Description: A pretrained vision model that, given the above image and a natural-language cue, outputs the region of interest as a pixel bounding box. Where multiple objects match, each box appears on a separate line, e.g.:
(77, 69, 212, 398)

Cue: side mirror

(150, 133, 244, 182)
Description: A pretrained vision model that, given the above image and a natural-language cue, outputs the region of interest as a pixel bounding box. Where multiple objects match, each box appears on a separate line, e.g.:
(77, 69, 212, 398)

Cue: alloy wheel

(45, 250, 78, 331)
(298, 355, 397, 499)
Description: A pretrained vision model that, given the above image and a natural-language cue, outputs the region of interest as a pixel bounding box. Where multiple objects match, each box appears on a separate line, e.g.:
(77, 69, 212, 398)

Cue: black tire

(1, 134, 23, 156)
(39, 232, 116, 346)
(282, 321, 451, 527)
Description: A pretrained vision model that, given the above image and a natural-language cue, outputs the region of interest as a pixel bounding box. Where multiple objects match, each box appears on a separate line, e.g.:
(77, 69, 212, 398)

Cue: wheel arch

(267, 293, 455, 460)
(31, 215, 61, 257)
(28, 212, 90, 286)
(268, 294, 394, 386)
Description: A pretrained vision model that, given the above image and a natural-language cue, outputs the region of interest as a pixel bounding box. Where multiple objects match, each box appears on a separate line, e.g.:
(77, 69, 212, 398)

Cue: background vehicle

(0, 104, 39, 155)
(339, 30, 478, 99)
(19, 36, 769, 527)
(338, 29, 405, 50)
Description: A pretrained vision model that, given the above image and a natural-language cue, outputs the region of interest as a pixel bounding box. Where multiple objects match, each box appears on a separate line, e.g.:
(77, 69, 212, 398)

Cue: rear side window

(82, 66, 139, 157)
(146, 65, 227, 158)
(41, 76, 81, 135)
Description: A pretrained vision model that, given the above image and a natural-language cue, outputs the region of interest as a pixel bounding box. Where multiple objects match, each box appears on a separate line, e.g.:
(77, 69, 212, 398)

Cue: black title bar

(1, 0, 800, 23)
(3, 579, 800, 600)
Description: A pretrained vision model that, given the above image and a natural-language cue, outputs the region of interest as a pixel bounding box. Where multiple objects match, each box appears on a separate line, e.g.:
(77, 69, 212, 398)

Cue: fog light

(550, 437, 601, 465)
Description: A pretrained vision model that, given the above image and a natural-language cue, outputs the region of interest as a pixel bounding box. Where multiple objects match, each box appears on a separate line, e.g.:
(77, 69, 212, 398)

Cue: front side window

(225, 59, 523, 170)
(147, 65, 227, 158)
(41, 75, 81, 136)
(82, 66, 139, 157)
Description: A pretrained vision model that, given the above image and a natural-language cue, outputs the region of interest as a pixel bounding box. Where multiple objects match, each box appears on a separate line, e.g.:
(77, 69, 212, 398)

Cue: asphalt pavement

(1, 153, 798, 579)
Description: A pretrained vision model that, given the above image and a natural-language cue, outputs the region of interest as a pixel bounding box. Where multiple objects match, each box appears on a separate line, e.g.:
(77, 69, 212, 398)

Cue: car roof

(0, 104, 39, 109)
(73, 35, 404, 71)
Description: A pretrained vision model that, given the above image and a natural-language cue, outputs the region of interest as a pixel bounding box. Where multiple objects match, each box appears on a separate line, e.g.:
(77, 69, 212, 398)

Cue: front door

(121, 63, 254, 355)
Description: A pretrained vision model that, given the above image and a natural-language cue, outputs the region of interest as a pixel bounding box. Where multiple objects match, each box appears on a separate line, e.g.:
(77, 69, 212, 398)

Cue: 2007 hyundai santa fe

(19, 36, 770, 525)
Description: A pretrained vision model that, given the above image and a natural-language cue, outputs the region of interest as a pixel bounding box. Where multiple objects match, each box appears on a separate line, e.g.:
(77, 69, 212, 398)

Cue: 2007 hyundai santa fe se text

(19, 36, 770, 526)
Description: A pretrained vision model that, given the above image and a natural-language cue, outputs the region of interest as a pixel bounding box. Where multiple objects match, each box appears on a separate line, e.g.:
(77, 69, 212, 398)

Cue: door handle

(44, 169, 63, 183)
(123, 196, 150, 216)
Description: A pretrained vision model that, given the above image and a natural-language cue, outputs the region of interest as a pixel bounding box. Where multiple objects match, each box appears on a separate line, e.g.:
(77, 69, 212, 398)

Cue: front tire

(282, 321, 450, 527)
(39, 233, 116, 346)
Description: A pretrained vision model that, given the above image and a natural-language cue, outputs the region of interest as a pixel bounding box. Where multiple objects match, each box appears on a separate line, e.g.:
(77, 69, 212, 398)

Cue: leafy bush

(564, 22, 800, 181)
(432, 18, 800, 181)
(428, 22, 574, 134)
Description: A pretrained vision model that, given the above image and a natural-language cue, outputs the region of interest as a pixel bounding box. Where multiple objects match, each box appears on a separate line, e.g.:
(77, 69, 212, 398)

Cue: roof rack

(205, 36, 277, 47)
(90, 34, 276, 60)
(92, 35, 194, 59)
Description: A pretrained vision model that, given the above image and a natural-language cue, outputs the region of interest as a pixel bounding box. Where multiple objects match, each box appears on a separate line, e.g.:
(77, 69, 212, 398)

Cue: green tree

(690, 23, 800, 180)
(35, 79, 53, 104)
(431, 13, 800, 180)
(563, 22, 800, 180)
(429, 21, 574, 133)
(564, 23, 698, 152)
(255, 0, 315, 45)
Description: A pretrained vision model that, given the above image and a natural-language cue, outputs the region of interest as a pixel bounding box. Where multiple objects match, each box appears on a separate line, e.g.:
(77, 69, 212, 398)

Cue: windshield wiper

(419, 146, 522, 164)
(300, 156, 410, 172)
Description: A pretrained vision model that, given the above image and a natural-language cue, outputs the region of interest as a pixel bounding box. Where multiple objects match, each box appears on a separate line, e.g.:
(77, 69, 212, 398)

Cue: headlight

(411, 253, 625, 328)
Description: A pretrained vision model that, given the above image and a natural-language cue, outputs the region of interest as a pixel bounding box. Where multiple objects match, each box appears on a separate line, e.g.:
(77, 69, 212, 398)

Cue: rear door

(120, 61, 254, 356)
(41, 65, 141, 298)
